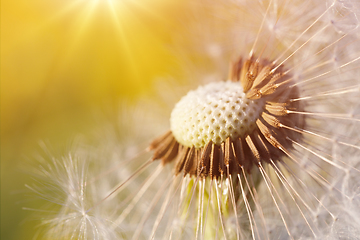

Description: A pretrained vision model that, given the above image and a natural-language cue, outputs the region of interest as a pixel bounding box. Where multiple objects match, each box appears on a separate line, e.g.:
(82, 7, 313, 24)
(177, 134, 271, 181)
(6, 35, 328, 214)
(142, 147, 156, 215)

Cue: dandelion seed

(30, 0, 360, 239)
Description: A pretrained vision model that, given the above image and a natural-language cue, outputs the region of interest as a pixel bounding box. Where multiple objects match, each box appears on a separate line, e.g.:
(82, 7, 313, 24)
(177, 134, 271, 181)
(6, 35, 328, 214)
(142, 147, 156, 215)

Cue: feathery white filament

(170, 81, 265, 148)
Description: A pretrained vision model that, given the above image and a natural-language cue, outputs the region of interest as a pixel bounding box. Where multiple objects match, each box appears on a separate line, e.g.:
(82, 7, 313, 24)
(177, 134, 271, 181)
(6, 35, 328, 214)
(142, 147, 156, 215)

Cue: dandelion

(27, 152, 120, 240)
(30, 0, 360, 239)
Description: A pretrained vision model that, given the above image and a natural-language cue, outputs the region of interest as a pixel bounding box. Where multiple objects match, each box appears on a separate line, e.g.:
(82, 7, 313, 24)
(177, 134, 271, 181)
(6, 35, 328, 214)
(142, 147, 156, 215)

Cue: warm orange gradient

(1, 0, 189, 239)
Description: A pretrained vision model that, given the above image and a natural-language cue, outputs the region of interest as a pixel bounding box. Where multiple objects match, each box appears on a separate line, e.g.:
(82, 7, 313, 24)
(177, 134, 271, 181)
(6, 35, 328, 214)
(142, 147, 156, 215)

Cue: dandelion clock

(29, 0, 360, 239)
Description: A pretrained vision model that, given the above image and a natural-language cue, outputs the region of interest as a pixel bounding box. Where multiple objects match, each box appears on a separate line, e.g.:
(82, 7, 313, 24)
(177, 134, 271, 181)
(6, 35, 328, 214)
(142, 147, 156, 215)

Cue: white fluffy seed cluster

(170, 81, 265, 148)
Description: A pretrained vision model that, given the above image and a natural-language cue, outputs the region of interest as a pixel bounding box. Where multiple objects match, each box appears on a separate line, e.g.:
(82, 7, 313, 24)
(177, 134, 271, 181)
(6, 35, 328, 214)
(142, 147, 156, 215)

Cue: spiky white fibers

(27, 103, 168, 239)
(29, 0, 360, 239)
(27, 151, 119, 239)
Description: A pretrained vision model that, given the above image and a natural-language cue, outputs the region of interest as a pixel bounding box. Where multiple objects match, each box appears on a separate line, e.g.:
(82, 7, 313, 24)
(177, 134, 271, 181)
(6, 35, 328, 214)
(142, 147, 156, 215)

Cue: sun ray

(60, 0, 100, 64)
(106, 0, 139, 78)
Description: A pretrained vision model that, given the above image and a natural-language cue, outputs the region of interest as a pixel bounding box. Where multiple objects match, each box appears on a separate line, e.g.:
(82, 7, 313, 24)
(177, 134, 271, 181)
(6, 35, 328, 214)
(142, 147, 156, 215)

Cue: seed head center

(170, 81, 265, 148)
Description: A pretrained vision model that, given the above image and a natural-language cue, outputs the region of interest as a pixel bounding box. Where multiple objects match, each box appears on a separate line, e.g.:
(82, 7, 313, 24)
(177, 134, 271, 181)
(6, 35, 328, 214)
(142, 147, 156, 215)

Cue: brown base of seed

(148, 56, 304, 179)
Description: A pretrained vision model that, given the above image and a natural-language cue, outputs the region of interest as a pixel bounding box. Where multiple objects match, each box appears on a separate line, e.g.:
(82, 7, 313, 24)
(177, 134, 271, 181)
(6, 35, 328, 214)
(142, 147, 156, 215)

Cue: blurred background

(1, 0, 190, 239)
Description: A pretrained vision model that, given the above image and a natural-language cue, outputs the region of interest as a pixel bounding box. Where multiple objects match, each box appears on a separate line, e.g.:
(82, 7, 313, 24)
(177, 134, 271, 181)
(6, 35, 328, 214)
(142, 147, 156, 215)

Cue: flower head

(30, 0, 360, 239)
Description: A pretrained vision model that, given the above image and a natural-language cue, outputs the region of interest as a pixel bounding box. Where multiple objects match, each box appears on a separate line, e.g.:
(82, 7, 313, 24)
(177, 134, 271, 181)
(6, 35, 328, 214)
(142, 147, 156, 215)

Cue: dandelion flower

(31, 0, 360, 239)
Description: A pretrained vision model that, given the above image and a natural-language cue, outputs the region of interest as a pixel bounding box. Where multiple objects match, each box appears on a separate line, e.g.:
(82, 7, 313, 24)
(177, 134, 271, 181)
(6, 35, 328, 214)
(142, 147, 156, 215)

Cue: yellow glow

(1, 0, 189, 239)
(2, 0, 187, 129)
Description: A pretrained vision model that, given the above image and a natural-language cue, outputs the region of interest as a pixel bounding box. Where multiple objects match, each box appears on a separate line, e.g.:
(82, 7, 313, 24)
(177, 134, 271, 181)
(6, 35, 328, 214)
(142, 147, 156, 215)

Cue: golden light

(1, 0, 189, 239)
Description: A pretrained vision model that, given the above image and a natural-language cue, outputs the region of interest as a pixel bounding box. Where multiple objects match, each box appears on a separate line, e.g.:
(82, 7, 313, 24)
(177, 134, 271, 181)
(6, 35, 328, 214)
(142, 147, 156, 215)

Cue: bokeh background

(1, 0, 191, 239)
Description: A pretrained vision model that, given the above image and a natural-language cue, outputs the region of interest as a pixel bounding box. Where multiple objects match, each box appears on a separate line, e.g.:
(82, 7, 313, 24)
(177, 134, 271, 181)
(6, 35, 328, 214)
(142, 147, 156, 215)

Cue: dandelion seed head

(28, 0, 360, 239)
(151, 50, 306, 180)
(170, 81, 264, 148)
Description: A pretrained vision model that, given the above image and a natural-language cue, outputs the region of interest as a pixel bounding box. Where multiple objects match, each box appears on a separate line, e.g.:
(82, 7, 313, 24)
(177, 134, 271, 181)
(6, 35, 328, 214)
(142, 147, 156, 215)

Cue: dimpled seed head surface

(170, 81, 265, 148)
